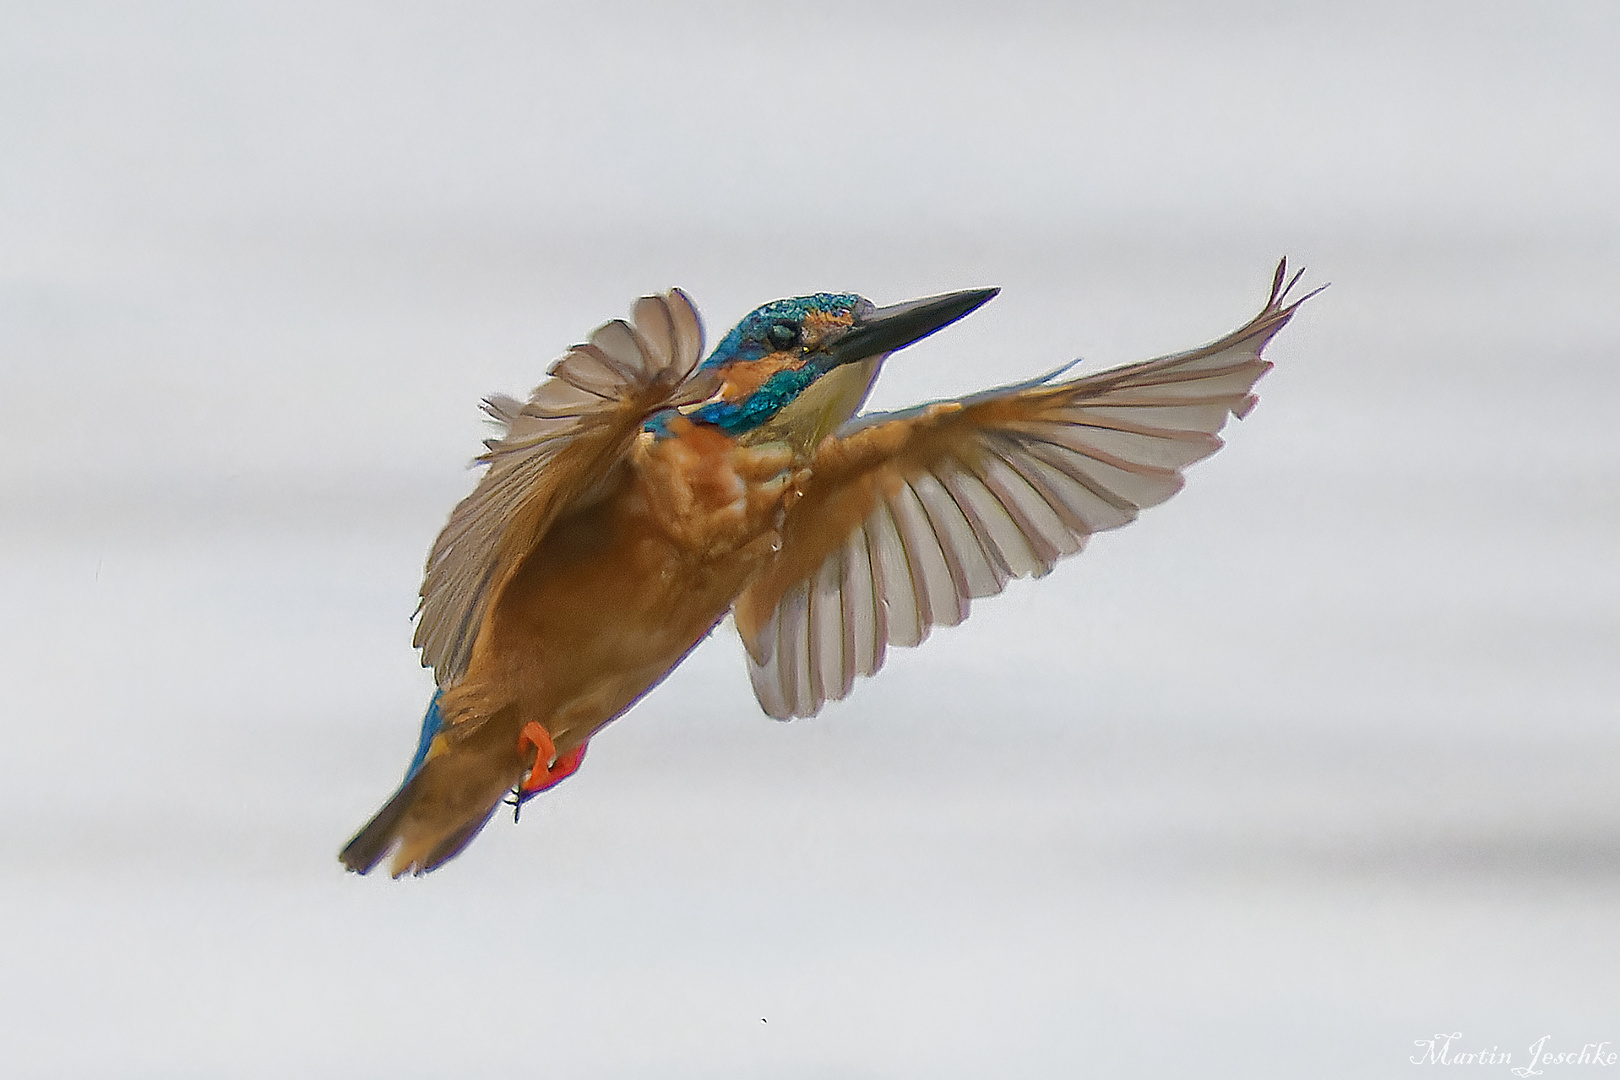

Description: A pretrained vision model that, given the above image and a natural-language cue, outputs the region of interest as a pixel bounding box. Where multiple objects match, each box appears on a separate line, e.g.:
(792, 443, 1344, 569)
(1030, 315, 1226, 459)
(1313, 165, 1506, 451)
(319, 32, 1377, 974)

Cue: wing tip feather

(1267, 256, 1329, 320)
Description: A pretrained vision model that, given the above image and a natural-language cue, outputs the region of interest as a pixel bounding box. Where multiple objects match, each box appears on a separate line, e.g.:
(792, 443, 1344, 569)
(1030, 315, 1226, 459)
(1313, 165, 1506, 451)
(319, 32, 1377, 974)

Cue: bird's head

(651, 287, 997, 451)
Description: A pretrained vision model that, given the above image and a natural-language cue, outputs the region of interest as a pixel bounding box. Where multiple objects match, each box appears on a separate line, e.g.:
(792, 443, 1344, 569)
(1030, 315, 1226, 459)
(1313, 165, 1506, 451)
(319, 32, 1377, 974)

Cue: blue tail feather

(404, 690, 444, 782)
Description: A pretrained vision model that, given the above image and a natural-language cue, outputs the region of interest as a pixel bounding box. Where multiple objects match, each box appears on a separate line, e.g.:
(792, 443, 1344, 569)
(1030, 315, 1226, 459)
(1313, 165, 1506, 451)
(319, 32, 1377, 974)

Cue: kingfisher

(340, 260, 1317, 877)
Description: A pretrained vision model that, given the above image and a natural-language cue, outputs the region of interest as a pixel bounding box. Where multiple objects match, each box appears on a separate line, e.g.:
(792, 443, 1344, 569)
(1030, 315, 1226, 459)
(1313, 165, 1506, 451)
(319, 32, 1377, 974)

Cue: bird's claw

(508, 722, 588, 822)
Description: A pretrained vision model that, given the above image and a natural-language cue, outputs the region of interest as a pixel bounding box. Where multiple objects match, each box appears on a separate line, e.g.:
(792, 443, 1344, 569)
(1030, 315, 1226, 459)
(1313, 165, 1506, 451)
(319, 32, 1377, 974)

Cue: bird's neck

(736, 357, 883, 455)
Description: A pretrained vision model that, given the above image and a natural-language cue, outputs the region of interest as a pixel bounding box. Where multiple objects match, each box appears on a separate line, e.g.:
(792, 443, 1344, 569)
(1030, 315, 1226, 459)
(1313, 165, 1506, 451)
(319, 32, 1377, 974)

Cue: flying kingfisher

(340, 261, 1317, 877)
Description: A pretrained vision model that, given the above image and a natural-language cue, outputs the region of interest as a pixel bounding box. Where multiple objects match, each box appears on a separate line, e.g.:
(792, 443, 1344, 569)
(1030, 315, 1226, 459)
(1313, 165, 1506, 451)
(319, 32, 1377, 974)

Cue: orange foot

(517, 721, 588, 796)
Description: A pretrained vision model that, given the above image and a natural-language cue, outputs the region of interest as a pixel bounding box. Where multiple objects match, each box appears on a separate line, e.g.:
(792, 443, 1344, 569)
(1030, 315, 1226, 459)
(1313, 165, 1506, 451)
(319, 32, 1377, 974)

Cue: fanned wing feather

(415, 290, 713, 684)
(735, 261, 1317, 719)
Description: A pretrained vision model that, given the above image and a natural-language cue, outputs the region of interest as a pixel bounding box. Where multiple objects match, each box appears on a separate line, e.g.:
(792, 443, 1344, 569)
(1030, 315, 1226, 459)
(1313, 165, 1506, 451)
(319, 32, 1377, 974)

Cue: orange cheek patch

(719, 353, 801, 401)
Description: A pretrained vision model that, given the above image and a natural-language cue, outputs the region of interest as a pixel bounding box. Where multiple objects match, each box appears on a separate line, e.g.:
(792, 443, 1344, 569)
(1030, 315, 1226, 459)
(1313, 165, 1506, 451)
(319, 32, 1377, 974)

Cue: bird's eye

(766, 321, 800, 350)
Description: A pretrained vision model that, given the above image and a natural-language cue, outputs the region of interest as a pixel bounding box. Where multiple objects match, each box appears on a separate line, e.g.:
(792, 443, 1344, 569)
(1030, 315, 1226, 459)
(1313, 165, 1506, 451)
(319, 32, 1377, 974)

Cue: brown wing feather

(415, 290, 716, 684)
(735, 260, 1319, 719)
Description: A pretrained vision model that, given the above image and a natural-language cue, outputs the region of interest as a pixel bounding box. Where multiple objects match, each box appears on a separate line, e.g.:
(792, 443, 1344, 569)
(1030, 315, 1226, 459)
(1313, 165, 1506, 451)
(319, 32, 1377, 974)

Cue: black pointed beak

(821, 287, 999, 367)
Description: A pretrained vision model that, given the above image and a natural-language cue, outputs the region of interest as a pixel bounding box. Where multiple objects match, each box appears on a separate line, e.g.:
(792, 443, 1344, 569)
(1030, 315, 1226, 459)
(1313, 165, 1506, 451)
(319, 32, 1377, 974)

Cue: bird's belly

(464, 449, 789, 748)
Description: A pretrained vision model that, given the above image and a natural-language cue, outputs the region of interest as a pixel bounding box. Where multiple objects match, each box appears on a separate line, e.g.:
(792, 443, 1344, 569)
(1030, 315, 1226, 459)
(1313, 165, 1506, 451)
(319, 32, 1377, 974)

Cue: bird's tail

(338, 769, 502, 877)
(338, 695, 522, 877)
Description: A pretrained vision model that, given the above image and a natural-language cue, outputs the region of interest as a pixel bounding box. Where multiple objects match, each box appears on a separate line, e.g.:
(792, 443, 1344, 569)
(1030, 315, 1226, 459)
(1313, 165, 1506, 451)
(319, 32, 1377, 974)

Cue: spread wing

(733, 261, 1318, 719)
(415, 290, 716, 684)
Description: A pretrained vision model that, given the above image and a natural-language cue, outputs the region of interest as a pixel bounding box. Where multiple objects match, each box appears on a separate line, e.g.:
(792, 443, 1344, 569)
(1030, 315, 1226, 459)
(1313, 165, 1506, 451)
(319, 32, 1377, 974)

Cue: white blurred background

(2, 2, 1617, 1076)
